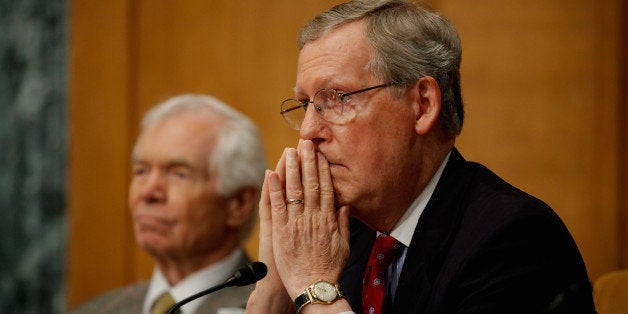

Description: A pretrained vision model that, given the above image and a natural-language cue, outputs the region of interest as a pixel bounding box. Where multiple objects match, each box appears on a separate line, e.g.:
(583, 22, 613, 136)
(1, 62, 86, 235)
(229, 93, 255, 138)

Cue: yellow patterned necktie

(151, 292, 176, 314)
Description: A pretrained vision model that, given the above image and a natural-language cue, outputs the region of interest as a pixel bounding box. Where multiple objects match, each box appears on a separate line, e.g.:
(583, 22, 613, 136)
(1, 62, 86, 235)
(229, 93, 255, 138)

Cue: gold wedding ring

(287, 198, 303, 205)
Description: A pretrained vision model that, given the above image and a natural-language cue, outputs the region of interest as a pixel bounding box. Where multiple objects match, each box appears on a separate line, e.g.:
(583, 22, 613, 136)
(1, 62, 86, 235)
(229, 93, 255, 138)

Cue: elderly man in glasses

(246, 1, 595, 314)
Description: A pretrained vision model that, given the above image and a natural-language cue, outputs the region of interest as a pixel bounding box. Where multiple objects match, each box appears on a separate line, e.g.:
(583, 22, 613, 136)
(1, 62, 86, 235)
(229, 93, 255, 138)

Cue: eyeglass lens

(280, 89, 345, 130)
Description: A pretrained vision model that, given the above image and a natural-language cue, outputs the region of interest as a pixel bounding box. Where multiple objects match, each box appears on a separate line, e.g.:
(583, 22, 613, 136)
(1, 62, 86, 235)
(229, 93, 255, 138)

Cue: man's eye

(168, 166, 194, 180)
(132, 167, 147, 176)
(171, 170, 189, 179)
(338, 93, 351, 104)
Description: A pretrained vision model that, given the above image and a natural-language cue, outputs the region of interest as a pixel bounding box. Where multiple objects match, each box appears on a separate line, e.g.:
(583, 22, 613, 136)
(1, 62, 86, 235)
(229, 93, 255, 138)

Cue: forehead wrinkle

(293, 59, 330, 91)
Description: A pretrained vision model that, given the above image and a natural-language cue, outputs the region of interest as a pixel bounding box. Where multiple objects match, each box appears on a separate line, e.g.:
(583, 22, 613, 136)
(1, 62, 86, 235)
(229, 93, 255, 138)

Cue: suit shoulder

(437, 160, 577, 260)
(68, 282, 148, 314)
(464, 161, 557, 218)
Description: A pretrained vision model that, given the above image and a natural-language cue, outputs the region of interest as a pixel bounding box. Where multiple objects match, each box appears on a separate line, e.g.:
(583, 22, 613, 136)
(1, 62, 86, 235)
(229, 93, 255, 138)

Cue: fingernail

(303, 139, 313, 151)
(269, 172, 279, 186)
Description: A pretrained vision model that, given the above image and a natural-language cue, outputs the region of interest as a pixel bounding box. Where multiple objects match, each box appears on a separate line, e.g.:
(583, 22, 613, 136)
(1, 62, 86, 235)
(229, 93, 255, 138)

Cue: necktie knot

(151, 292, 176, 314)
(368, 234, 401, 267)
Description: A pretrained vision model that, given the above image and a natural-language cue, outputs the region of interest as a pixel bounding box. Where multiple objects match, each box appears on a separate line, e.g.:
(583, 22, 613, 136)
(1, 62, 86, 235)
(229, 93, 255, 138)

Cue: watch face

(313, 281, 337, 302)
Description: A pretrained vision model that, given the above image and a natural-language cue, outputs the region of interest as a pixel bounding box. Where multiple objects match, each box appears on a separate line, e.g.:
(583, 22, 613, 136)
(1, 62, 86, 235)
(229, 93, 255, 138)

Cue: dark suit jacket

(69, 253, 254, 314)
(339, 148, 595, 314)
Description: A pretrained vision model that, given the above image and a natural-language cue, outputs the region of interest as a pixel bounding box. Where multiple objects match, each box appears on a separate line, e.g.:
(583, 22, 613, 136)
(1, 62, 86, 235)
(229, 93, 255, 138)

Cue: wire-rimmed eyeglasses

(280, 84, 390, 130)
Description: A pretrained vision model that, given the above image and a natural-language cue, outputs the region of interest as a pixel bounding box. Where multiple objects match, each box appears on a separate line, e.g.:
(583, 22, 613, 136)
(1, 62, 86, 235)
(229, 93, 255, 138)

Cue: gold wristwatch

(293, 281, 344, 313)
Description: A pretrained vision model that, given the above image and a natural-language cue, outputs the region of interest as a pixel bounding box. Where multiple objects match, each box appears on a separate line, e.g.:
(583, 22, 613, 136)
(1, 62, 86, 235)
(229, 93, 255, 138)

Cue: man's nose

(299, 105, 327, 141)
(139, 170, 166, 202)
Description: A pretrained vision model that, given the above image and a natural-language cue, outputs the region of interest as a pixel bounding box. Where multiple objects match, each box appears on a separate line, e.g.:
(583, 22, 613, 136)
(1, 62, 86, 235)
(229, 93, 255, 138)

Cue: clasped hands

(246, 140, 351, 313)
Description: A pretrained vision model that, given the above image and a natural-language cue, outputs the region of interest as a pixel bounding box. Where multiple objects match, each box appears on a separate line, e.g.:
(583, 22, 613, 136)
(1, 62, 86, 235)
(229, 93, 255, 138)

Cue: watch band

(294, 292, 312, 314)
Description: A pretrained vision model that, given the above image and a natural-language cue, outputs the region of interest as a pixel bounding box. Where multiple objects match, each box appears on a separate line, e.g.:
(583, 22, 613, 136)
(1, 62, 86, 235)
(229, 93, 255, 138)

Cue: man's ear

(411, 76, 442, 135)
(226, 187, 258, 228)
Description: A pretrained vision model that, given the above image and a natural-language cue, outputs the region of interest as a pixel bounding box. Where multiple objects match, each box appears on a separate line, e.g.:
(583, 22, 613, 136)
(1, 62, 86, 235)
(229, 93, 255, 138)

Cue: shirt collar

(143, 248, 244, 314)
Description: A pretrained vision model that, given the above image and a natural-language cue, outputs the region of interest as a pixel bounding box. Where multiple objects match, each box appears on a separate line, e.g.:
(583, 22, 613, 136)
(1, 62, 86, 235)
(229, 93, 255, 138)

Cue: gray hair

(298, 0, 464, 136)
(136, 94, 267, 239)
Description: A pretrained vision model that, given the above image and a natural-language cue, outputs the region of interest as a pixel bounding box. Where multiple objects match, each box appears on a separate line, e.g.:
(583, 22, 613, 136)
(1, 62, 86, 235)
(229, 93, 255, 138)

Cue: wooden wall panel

(434, 0, 623, 280)
(67, 0, 135, 307)
(618, 1, 628, 268)
(621, 0, 628, 269)
(68, 0, 625, 308)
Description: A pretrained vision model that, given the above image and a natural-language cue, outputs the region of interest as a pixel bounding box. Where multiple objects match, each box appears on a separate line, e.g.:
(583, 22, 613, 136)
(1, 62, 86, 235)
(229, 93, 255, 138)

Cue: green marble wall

(0, 0, 67, 313)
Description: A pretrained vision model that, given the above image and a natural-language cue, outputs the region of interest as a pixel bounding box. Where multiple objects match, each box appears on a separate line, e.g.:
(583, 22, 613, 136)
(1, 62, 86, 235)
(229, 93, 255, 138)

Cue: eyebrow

(293, 78, 358, 97)
(130, 158, 195, 170)
(293, 76, 340, 96)
(293, 86, 309, 100)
